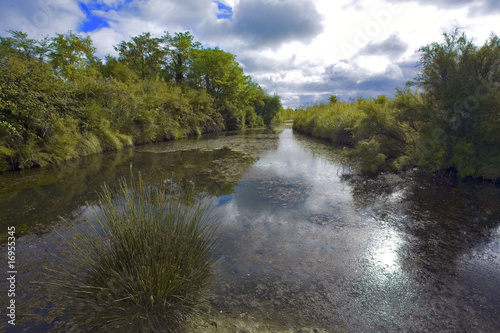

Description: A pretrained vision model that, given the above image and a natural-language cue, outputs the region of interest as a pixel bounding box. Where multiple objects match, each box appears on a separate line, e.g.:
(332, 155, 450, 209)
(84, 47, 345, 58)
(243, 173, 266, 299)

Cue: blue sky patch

(215, 1, 233, 20)
(79, 2, 109, 32)
(217, 194, 233, 206)
(79, 1, 133, 33)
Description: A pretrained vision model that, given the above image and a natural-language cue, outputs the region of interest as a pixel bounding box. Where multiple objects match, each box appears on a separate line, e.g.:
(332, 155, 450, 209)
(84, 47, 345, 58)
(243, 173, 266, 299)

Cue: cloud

(325, 56, 416, 98)
(257, 53, 416, 107)
(231, 0, 323, 48)
(136, 0, 215, 32)
(358, 34, 409, 60)
(0, 0, 84, 38)
(88, 27, 124, 56)
(239, 53, 304, 74)
(381, 0, 500, 16)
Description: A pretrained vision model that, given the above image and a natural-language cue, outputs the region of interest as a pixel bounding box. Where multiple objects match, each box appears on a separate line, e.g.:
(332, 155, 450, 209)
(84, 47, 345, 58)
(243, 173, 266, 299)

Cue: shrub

(46, 176, 220, 332)
(345, 139, 387, 174)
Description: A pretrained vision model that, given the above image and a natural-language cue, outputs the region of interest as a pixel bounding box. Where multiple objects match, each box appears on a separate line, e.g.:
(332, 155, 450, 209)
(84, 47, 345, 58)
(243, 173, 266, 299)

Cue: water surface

(1, 126, 499, 331)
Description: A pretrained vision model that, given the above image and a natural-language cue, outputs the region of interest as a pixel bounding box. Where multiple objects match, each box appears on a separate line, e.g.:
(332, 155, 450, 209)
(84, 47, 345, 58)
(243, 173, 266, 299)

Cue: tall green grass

(293, 102, 359, 146)
(45, 176, 219, 332)
(293, 94, 419, 175)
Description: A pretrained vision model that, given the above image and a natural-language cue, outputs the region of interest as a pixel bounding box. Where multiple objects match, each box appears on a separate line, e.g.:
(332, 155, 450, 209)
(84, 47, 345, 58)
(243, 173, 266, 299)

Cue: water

(1, 126, 499, 331)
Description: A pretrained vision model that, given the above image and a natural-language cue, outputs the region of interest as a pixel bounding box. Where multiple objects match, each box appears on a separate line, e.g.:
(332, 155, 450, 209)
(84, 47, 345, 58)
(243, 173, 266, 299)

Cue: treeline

(0, 30, 282, 172)
(294, 31, 500, 180)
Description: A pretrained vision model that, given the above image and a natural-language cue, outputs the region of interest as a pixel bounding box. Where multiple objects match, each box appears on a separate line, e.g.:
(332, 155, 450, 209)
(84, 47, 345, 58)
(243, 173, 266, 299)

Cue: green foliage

(274, 107, 296, 123)
(328, 95, 338, 104)
(0, 52, 83, 169)
(0, 30, 41, 60)
(413, 30, 500, 178)
(255, 93, 282, 125)
(45, 176, 219, 332)
(189, 47, 246, 101)
(0, 30, 277, 173)
(49, 31, 100, 81)
(165, 31, 201, 83)
(115, 32, 167, 81)
(293, 101, 359, 146)
(294, 31, 500, 180)
(345, 139, 387, 174)
(353, 98, 410, 159)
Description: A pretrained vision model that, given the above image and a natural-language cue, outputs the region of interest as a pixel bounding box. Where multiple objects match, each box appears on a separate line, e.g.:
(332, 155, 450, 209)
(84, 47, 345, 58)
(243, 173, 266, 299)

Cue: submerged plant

(45, 175, 219, 332)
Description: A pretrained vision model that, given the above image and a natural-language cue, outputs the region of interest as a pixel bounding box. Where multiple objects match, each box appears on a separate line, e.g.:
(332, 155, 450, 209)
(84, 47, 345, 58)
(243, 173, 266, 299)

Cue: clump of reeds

(46, 175, 219, 332)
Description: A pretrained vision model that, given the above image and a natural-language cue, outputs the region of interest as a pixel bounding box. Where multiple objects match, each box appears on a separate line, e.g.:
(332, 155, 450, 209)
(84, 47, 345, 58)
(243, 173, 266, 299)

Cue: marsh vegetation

(43, 175, 219, 332)
(1, 28, 499, 333)
(294, 31, 500, 180)
(0, 30, 283, 172)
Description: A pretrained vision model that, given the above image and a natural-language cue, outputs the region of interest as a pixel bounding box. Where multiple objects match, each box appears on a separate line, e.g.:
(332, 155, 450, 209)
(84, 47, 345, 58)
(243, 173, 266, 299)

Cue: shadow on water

(343, 172, 500, 326)
(344, 171, 500, 276)
(0, 149, 134, 235)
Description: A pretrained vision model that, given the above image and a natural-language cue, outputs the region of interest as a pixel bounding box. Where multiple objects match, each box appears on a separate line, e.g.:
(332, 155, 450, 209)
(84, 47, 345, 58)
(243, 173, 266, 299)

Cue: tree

(189, 47, 246, 102)
(165, 31, 201, 83)
(329, 95, 338, 104)
(48, 31, 99, 80)
(100, 55, 138, 82)
(0, 30, 37, 60)
(255, 93, 282, 125)
(413, 30, 500, 177)
(115, 32, 167, 80)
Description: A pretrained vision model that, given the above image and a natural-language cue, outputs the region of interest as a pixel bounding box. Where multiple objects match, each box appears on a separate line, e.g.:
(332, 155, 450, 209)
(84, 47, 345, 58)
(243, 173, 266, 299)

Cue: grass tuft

(46, 175, 220, 332)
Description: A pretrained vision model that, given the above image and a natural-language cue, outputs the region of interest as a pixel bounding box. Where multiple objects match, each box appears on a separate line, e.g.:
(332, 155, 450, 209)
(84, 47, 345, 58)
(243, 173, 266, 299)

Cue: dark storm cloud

(359, 34, 409, 60)
(323, 68, 402, 95)
(232, 0, 323, 47)
(295, 58, 417, 103)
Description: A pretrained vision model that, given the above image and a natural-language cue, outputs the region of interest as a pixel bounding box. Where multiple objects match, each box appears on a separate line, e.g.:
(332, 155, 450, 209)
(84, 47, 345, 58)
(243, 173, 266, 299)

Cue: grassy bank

(294, 31, 500, 180)
(293, 93, 420, 175)
(0, 31, 283, 173)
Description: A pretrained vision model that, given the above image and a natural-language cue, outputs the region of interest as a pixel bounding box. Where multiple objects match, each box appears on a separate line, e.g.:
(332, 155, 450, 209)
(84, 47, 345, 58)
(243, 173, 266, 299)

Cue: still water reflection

(1, 126, 499, 331)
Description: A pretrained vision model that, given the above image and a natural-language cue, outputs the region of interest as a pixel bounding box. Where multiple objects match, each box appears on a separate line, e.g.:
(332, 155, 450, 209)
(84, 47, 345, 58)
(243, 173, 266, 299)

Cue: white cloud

(355, 56, 391, 76)
(88, 27, 123, 57)
(0, 0, 84, 38)
(218, 0, 239, 8)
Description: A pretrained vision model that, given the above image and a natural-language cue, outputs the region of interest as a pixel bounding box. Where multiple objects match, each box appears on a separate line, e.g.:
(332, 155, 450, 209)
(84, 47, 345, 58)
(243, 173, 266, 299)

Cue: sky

(1, 0, 499, 108)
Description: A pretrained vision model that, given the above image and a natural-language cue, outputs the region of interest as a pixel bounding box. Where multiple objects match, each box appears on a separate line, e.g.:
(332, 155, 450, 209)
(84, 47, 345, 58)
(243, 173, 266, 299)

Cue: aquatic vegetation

(44, 176, 220, 332)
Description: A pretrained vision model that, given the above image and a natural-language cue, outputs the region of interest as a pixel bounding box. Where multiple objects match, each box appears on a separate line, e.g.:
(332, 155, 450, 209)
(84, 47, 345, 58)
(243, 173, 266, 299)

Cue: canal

(1, 125, 499, 331)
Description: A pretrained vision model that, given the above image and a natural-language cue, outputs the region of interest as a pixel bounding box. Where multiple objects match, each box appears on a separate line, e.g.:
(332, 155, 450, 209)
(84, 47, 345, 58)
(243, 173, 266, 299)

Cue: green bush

(46, 176, 220, 332)
(344, 139, 387, 174)
(0, 30, 277, 173)
(294, 32, 500, 181)
(293, 102, 359, 145)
